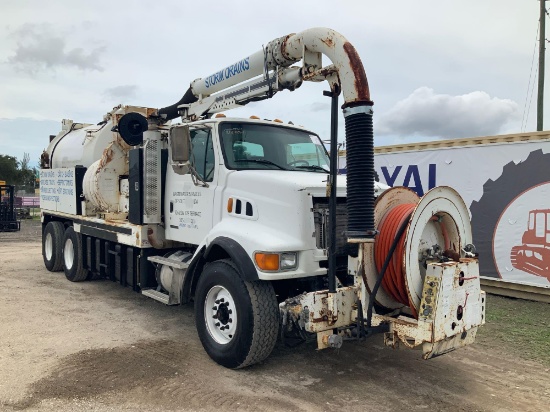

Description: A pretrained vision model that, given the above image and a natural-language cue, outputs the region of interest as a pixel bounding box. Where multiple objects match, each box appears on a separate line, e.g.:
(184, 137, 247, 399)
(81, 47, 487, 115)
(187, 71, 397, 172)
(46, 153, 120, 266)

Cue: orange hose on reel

(374, 203, 417, 317)
(374, 204, 452, 319)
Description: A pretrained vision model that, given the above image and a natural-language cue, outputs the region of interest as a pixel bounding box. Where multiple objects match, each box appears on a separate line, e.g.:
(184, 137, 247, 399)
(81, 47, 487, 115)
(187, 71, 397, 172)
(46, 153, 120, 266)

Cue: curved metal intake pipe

(280, 27, 372, 108)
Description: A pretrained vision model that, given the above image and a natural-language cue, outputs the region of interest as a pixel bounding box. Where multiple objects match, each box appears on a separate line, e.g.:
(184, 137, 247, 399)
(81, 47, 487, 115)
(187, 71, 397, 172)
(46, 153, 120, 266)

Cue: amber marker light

(227, 198, 234, 213)
(255, 253, 280, 271)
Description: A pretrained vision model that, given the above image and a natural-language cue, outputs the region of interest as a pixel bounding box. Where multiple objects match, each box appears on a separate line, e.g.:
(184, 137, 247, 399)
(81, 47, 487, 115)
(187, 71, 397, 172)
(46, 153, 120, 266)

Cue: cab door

(165, 126, 217, 245)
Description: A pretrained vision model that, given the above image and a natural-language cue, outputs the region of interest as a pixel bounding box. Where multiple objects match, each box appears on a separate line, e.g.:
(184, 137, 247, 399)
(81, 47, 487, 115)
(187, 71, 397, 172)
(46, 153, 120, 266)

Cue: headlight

(280, 252, 298, 270)
(254, 252, 298, 271)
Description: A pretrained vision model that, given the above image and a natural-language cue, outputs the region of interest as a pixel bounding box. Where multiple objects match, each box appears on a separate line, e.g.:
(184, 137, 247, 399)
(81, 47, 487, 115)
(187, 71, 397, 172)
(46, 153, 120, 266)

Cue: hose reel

(363, 186, 473, 317)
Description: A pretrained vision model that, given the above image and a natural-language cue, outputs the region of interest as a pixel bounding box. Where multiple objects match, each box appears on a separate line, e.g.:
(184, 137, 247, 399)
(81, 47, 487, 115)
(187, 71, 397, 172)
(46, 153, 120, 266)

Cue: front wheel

(194, 259, 279, 369)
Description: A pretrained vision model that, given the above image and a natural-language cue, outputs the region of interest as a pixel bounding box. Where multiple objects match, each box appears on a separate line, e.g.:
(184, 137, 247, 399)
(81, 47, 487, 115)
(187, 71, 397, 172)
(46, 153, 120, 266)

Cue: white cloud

(310, 102, 330, 112)
(103, 85, 138, 101)
(7, 23, 105, 73)
(376, 87, 520, 139)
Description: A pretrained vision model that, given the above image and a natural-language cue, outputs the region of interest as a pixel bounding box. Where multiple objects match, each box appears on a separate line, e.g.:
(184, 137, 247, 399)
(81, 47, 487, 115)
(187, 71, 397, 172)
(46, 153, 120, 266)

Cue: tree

(18, 153, 36, 192)
(0, 154, 19, 184)
(20, 152, 30, 171)
(0, 152, 38, 193)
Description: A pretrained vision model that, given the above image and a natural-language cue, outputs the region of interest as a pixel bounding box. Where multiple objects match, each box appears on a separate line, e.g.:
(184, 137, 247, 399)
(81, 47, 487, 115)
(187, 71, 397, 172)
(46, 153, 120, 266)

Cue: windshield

(219, 122, 330, 172)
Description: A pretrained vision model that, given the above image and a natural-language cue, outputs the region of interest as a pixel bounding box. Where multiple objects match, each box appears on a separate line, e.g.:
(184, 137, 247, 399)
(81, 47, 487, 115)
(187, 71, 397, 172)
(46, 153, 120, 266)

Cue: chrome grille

(312, 197, 350, 255)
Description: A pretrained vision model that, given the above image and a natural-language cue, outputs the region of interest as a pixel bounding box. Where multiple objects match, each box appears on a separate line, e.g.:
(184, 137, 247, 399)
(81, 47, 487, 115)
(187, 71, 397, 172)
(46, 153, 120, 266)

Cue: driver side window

(191, 129, 215, 182)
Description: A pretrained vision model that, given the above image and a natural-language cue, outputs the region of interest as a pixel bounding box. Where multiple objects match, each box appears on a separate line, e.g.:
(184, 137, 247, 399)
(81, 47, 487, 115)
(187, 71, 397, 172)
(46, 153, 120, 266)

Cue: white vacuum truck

(40, 28, 485, 369)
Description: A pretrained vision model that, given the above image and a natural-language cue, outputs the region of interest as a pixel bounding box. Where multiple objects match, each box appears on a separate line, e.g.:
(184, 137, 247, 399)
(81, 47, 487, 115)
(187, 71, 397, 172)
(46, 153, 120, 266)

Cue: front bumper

(279, 260, 485, 358)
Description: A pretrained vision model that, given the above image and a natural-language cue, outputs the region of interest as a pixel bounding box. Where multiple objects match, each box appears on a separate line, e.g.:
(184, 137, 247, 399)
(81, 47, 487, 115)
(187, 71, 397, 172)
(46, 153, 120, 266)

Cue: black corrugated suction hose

(344, 105, 375, 240)
(158, 88, 198, 121)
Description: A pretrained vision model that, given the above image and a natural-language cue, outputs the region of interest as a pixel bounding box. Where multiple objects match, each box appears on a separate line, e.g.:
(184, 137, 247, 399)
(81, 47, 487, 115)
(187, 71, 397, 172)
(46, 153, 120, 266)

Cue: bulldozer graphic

(510, 209, 550, 280)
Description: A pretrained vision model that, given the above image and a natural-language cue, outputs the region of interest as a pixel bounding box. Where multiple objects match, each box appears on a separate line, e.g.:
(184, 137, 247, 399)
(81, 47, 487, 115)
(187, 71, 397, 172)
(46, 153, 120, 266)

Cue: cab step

(147, 255, 189, 269)
(141, 289, 171, 305)
(141, 255, 189, 305)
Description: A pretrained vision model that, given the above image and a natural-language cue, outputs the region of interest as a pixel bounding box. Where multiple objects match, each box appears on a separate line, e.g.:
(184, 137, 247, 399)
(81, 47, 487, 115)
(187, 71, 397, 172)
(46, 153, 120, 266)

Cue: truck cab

(164, 117, 384, 284)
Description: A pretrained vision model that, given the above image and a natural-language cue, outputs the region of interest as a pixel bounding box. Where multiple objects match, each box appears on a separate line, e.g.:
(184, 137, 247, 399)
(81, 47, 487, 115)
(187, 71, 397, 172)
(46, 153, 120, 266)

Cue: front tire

(43, 221, 64, 272)
(195, 259, 279, 369)
(62, 226, 89, 282)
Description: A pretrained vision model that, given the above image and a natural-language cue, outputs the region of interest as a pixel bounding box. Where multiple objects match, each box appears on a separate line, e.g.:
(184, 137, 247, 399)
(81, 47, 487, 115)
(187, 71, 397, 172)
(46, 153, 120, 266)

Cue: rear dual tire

(62, 226, 89, 282)
(43, 221, 64, 272)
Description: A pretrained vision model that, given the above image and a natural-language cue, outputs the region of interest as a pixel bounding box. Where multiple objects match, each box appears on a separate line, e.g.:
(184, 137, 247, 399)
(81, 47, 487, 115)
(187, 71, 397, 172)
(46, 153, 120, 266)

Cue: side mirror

(170, 125, 191, 163)
(170, 125, 191, 175)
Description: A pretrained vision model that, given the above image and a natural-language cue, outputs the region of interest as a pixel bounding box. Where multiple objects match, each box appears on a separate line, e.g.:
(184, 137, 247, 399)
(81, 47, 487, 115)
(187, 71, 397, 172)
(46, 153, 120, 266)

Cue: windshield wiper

(293, 165, 330, 173)
(235, 159, 288, 170)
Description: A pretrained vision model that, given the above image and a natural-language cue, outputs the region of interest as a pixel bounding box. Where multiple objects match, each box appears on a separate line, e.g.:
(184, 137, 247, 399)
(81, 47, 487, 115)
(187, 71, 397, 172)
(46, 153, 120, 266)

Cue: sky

(0, 0, 541, 168)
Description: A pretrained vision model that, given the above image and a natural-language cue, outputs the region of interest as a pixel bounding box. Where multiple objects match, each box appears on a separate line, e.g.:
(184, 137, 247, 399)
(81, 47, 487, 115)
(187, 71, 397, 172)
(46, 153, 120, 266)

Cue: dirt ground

(0, 220, 549, 412)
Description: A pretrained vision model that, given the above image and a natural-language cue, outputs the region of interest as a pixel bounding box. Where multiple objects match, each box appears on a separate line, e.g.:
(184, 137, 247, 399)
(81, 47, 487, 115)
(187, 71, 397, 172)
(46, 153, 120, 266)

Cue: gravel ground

(0, 220, 549, 411)
(0, 216, 41, 242)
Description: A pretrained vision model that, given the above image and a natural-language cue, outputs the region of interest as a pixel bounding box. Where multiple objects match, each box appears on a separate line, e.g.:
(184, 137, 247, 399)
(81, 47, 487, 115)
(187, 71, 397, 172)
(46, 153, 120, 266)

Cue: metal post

(538, 0, 546, 131)
(324, 90, 339, 294)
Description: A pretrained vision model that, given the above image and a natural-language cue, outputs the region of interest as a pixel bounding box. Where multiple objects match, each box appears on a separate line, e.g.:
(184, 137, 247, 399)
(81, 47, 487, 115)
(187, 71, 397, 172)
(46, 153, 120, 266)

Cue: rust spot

(310, 308, 334, 324)
(321, 37, 335, 48)
(330, 79, 341, 96)
(310, 310, 324, 323)
(342, 42, 372, 106)
(318, 67, 336, 77)
(97, 146, 114, 171)
(147, 228, 155, 245)
(443, 249, 460, 262)
(387, 317, 415, 326)
(147, 227, 167, 249)
(288, 305, 302, 316)
(439, 261, 458, 267)
(279, 34, 295, 62)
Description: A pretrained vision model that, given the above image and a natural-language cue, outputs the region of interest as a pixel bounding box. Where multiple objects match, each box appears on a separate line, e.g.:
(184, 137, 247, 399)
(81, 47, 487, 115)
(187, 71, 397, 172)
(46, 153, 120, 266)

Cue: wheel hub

(204, 286, 237, 344)
(64, 238, 74, 270)
(216, 302, 231, 324)
(45, 233, 53, 260)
